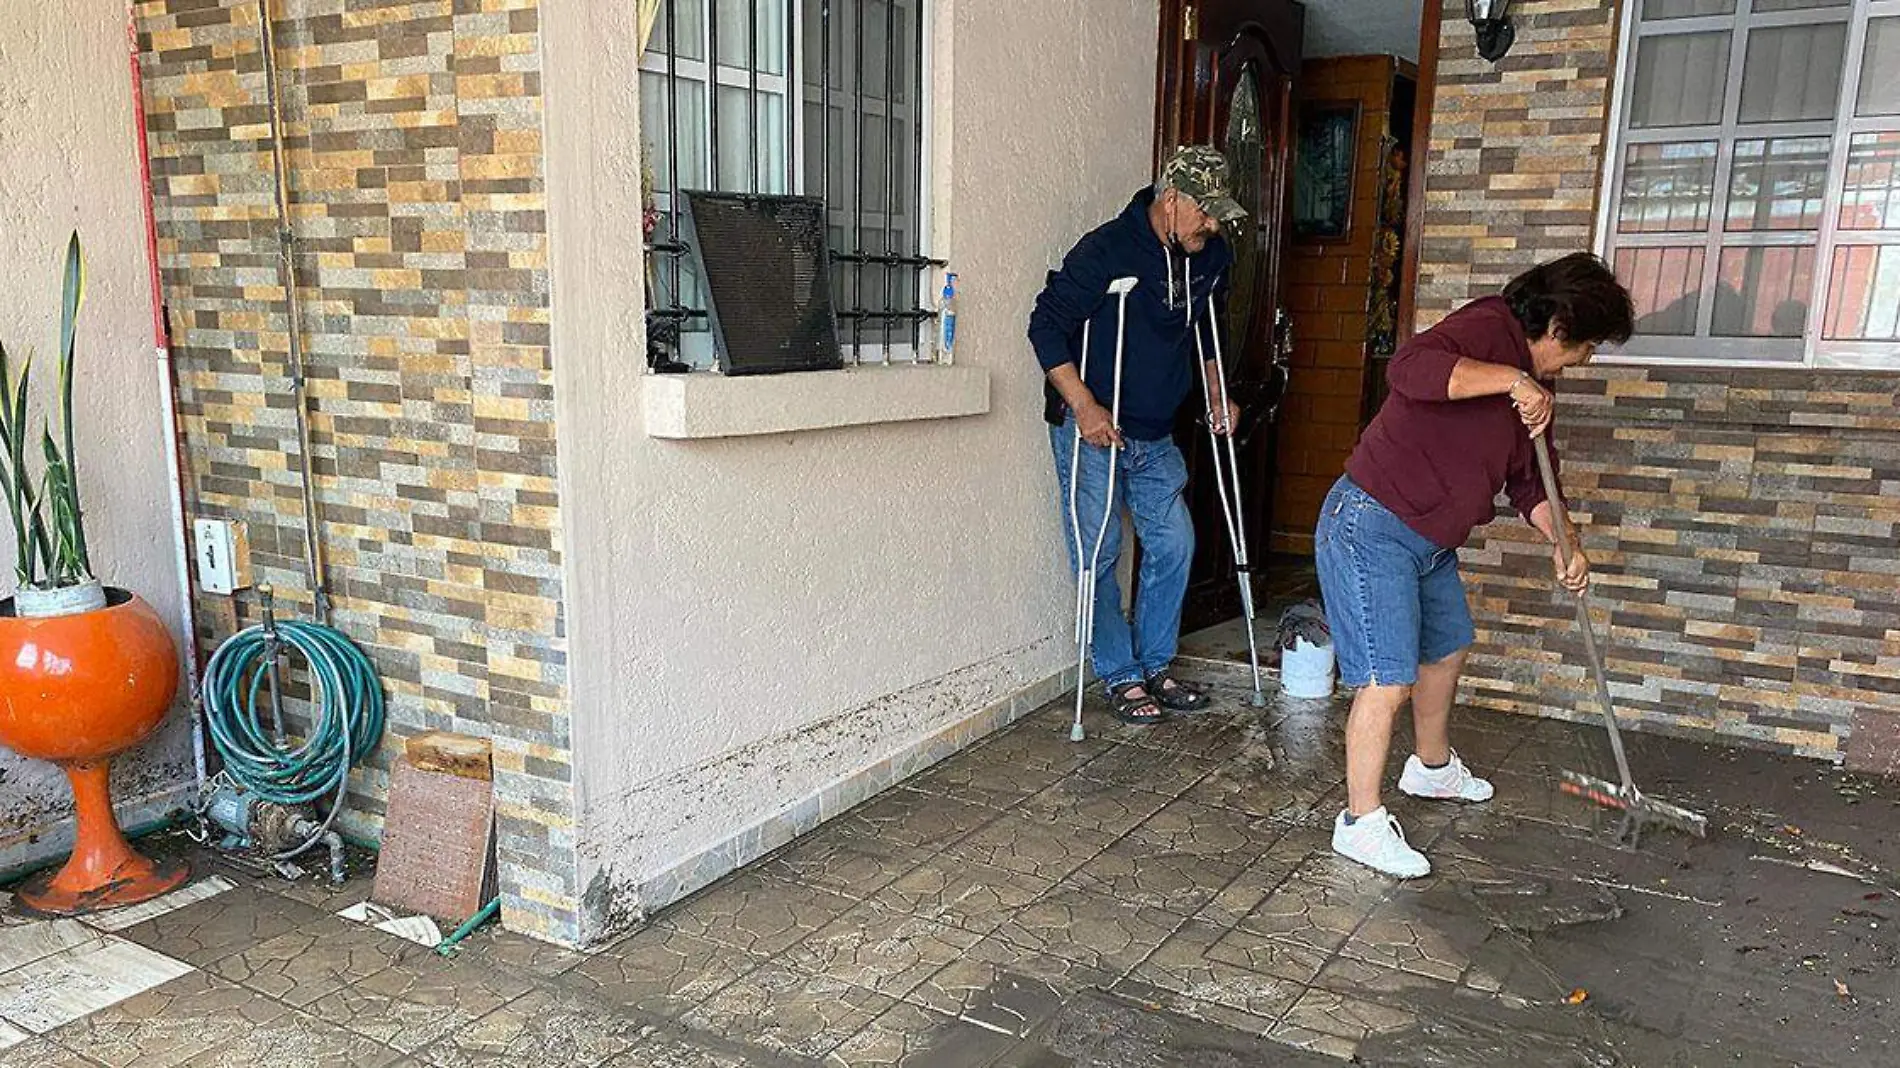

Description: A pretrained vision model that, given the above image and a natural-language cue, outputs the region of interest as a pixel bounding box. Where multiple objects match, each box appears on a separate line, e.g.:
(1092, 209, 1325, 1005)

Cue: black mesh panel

(680, 192, 842, 375)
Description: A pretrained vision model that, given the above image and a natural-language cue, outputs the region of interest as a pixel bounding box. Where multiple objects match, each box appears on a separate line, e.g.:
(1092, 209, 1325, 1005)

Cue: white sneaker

(1398, 750, 1495, 803)
(1332, 806, 1431, 879)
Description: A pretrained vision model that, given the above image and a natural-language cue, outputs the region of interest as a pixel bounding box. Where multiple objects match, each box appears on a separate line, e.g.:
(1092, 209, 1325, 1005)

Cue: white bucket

(1281, 635, 1335, 699)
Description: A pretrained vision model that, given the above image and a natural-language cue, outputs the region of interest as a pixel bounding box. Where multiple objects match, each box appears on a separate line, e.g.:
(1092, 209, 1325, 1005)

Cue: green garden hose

(200, 611, 384, 858)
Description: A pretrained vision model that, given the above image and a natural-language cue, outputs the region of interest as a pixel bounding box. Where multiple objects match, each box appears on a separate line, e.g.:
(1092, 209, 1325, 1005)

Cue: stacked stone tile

(135, 0, 582, 941)
(1417, 1, 1900, 770)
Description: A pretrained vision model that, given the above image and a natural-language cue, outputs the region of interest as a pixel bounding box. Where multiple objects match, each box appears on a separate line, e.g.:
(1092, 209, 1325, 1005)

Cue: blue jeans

(1050, 418, 1195, 691)
(1314, 476, 1475, 688)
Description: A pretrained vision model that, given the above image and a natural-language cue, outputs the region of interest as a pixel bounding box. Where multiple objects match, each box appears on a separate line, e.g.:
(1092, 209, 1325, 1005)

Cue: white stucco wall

(544, 0, 1159, 940)
(0, 1, 195, 869)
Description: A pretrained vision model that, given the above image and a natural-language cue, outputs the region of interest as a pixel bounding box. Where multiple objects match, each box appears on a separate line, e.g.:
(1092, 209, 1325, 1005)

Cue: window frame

(640, 0, 940, 369)
(1594, 0, 1900, 369)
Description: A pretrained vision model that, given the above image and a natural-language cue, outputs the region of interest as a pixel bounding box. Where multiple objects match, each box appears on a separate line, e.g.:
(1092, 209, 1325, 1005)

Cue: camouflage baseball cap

(1161, 145, 1247, 224)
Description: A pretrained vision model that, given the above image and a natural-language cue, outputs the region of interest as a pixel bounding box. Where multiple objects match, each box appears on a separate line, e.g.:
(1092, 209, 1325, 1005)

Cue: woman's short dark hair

(1503, 252, 1635, 345)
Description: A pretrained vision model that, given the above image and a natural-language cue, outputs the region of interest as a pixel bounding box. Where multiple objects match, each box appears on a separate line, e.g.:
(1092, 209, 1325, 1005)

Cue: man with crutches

(1028, 146, 1247, 731)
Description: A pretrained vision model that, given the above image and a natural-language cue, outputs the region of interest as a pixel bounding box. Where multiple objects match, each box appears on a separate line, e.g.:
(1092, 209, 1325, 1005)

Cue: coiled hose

(200, 616, 384, 860)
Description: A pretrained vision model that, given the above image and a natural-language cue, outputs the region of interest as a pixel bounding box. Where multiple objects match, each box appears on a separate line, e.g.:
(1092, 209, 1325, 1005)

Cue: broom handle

(1532, 433, 1637, 795)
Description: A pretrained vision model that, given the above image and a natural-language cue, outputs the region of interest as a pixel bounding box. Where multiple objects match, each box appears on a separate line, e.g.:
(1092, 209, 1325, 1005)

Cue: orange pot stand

(0, 591, 192, 917)
(14, 761, 190, 916)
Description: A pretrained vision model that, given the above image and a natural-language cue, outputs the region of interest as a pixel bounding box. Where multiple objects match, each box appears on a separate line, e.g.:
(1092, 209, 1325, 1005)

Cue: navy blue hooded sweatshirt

(1028, 186, 1232, 441)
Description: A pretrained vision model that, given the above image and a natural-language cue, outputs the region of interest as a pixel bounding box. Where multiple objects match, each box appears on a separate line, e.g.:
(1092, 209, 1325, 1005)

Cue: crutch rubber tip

(1069, 723, 1086, 742)
(1250, 691, 1266, 708)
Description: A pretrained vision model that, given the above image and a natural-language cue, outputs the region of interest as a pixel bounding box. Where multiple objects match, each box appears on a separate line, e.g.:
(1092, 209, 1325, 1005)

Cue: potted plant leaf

(0, 232, 190, 916)
(2, 232, 106, 615)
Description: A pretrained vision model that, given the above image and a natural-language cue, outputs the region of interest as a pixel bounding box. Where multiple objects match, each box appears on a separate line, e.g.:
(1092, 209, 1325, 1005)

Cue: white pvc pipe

(128, 6, 206, 786)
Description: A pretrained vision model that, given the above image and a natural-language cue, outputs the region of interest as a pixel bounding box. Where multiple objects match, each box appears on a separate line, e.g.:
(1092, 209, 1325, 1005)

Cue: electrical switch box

(192, 518, 252, 595)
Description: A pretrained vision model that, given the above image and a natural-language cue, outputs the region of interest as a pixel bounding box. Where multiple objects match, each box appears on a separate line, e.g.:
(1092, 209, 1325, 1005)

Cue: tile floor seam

(1105, 972, 1308, 1037)
(979, 873, 1200, 990)
(1209, 845, 1372, 1014)
(837, 792, 1013, 848)
(672, 960, 886, 1064)
(556, 965, 743, 1032)
(39, 1036, 114, 1067)
(645, 936, 835, 1041)
(214, 947, 406, 1012)
(103, 998, 405, 1067)
(577, 923, 763, 1003)
(410, 978, 686, 1067)
(0, 933, 198, 1039)
(0, 921, 107, 978)
(784, 907, 982, 1002)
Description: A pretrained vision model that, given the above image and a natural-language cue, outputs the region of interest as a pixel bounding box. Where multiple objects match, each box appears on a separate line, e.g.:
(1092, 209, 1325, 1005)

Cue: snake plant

(0, 232, 93, 591)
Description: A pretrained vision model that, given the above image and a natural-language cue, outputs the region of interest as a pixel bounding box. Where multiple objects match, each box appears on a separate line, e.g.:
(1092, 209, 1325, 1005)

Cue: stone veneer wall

(135, 0, 581, 940)
(1417, 0, 1900, 772)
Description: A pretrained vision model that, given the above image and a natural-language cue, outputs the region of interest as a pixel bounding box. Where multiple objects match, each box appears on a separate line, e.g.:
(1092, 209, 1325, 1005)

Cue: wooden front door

(1157, 0, 1302, 633)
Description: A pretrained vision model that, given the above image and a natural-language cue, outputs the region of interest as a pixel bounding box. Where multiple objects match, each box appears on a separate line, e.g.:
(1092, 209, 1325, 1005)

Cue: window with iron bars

(641, 0, 936, 371)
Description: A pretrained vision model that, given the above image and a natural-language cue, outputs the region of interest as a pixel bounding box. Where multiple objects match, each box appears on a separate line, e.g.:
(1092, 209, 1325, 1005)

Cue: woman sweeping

(1317, 253, 1634, 877)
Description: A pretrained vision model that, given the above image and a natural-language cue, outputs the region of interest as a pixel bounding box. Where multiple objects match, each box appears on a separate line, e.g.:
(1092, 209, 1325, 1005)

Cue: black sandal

(1108, 682, 1167, 725)
(1146, 672, 1211, 712)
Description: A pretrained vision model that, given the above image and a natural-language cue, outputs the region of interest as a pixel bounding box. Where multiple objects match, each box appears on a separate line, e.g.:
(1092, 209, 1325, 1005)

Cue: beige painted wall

(0, 0, 195, 866)
(544, 0, 1159, 938)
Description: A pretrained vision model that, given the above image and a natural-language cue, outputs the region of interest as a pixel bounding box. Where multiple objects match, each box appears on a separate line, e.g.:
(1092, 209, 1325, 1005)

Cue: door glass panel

(1222, 65, 1264, 349)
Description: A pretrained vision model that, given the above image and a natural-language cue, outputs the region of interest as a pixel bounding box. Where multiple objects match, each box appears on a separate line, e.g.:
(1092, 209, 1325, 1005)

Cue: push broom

(1532, 432, 1708, 846)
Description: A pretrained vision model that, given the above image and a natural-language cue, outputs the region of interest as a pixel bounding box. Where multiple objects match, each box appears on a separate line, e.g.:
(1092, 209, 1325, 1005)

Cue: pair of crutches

(1066, 275, 1265, 744)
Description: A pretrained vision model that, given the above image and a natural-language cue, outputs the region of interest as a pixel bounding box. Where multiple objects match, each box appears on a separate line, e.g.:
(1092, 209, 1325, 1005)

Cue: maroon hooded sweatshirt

(1344, 296, 1561, 550)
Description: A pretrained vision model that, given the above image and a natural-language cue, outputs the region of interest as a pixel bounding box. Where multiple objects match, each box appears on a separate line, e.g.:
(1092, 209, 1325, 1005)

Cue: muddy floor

(985, 690, 1900, 1067)
(2, 681, 1895, 1066)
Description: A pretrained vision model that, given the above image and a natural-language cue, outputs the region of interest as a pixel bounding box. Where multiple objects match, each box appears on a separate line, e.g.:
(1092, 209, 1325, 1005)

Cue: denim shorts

(1314, 476, 1476, 688)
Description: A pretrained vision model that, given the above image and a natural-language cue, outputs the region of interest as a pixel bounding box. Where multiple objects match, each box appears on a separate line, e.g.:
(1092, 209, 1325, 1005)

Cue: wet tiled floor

(3, 677, 1897, 1066)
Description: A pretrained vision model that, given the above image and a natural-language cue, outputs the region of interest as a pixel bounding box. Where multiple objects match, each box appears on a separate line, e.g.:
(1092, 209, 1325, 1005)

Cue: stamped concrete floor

(3, 680, 1897, 1066)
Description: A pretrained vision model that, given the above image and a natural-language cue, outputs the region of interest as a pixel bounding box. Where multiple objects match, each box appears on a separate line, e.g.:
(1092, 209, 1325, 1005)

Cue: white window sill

(642, 364, 990, 440)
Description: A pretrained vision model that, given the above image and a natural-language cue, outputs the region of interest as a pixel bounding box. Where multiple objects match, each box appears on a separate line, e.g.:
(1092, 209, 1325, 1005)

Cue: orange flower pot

(0, 588, 190, 915)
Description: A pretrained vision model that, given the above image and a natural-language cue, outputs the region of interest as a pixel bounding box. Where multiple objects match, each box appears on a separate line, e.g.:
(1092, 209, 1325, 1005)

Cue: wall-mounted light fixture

(1466, 0, 1516, 63)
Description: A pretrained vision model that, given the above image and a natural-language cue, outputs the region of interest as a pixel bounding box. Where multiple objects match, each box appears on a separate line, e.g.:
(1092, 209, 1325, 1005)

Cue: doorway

(1154, 0, 1305, 637)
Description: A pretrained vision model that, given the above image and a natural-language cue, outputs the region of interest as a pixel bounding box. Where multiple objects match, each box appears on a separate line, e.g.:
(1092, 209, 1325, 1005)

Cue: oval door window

(1224, 64, 1265, 348)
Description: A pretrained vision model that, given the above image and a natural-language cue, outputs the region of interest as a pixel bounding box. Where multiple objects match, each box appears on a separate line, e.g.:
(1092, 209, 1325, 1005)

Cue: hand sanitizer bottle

(928, 273, 957, 365)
